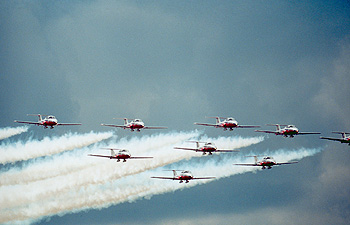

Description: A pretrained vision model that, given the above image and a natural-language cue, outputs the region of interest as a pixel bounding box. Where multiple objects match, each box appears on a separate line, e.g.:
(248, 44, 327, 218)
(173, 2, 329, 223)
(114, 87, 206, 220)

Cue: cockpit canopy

(226, 117, 235, 121)
(120, 149, 129, 153)
(134, 119, 142, 122)
(47, 115, 56, 119)
(287, 125, 296, 128)
(263, 156, 273, 160)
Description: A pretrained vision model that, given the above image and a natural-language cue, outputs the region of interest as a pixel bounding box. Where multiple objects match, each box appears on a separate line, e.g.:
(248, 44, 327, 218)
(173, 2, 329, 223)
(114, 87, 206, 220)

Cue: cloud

(313, 38, 350, 128)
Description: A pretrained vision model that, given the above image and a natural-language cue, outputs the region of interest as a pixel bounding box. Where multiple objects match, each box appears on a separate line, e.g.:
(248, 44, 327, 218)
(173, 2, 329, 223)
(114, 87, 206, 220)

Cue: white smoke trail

(0, 132, 262, 210)
(0, 131, 201, 186)
(0, 147, 321, 224)
(0, 126, 28, 141)
(0, 131, 113, 164)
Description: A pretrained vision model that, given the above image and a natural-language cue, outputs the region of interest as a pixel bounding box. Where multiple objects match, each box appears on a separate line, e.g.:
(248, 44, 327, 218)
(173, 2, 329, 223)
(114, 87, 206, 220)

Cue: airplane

(194, 116, 260, 131)
(14, 114, 81, 129)
(101, 118, 167, 132)
(233, 156, 298, 170)
(174, 141, 239, 155)
(320, 132, 350, 145)
(88, 148, 153, 162)
(255, 124, 320, 138)
(151, 170, 215, 183)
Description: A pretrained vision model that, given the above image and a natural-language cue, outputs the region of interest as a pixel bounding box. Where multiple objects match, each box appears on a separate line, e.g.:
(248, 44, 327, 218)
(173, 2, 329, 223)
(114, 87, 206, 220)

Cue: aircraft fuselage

(113, 152, 131, 162)
(40, 119, 58, 128)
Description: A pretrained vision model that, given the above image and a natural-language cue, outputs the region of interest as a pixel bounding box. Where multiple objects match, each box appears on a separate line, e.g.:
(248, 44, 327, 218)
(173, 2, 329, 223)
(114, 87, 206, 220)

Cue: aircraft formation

(12, 114, 348, 183)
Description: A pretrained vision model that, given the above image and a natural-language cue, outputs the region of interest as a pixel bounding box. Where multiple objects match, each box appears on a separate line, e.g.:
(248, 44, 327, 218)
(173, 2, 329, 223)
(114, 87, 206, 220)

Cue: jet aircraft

(101, 118, 167, 132)
(320, 132, 350, 145)
(14, 114, 81, 129)
(88, 148, 153, 162)
(174, 141, 239, 155)
(194, 116, 260, 131)
(151, 170, 215, 183)
(255, 124, 320, 138)
(233, 156, 298, 169)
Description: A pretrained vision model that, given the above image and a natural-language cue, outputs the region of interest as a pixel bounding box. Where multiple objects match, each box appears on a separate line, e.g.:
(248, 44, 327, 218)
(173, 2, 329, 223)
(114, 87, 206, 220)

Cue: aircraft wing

(129, 157, 153, 159)
(57, 123, 82, 126)
(194, 122, 218, 127)
(276, 161, 298, 165)
(14, 120, 40, 125)
(101, 124, 126, 128)
(254, 130, 278, 134)
(143, 126, 168, 129)
(320, 137, 345, 142)
(216, 149, 240, 152)
(173, 147, 198, 152)
(88, 154, 113, 159)
(151, 176, 176, 180)
(233, 163, 259, 166)
(297, 132, 321, 135)
(237, 125, 260, 128)
(192, 177, 215, 180)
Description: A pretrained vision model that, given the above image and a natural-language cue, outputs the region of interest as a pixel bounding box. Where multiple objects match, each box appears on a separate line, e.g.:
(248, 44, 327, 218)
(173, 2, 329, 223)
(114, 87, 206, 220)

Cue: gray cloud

(313, 39, 350, 128)
(1, 1, 350, 224)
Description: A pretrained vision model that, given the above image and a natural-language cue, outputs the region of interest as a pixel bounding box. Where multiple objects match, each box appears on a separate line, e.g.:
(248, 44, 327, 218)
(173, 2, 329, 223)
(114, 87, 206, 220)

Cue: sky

(0, 0, 350, 224)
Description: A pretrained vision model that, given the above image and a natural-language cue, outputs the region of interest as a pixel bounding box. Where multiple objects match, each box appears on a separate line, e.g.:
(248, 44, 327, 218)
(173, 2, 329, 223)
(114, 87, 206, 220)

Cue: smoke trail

(0, 133, 262, 210)
(1, 147, 321, 224)
(0, 126, 28, 141)
(0, 133, 264, 222)
(0, 131, 113, 164)
(0, 131, 201, 186)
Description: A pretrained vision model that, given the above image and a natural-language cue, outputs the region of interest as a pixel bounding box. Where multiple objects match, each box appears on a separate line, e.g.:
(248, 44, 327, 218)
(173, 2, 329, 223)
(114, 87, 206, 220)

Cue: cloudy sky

(1, 0, 350, 224)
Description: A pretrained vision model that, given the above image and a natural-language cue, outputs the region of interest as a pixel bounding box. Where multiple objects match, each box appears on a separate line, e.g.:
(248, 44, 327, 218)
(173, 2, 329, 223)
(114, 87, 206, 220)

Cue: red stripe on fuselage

(201, 147, 216, 152)
(220, 123, 238, 128)
(259, 162, 276, 167)
(129, 124, 144, 129)
(282, 129, 298, 135)
(115, 155, 131, 159)
(41, 121, 57, 126)
(178, 175, 192, 180)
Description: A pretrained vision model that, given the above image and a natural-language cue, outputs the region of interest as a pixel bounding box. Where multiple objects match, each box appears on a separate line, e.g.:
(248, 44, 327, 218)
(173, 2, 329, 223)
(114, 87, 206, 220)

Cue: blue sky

(0, 1, 350, 224)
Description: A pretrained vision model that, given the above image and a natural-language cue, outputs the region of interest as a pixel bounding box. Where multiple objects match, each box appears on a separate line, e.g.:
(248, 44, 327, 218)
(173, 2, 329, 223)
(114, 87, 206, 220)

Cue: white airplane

(101, 118, 167, 132)
(320, 132, 350, 145)
(88, 148, 153, 162)
(151, 170, 215, 183)
(174, 141, 239, 155)
(255, 124, 320, 138)
(233, 156, 298, 170)
(194, 116, 260, 131)
(14, 114, 81, 129)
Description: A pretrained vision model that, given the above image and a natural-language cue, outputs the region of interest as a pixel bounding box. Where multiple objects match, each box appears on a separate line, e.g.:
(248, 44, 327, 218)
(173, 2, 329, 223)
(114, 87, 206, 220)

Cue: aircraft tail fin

(206, 116, 222, 124)
(245, 155, 264, 164)
(113, 118, 129, 125)
(187, 140, 205, 149)
(27, 114, 43, 122)
(332, 132, 350, 138)
(123, 118, 128, 125)
(101, 148, 121, 157)
(164, 170, 179, 177)
(266, 124, 284, 131)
